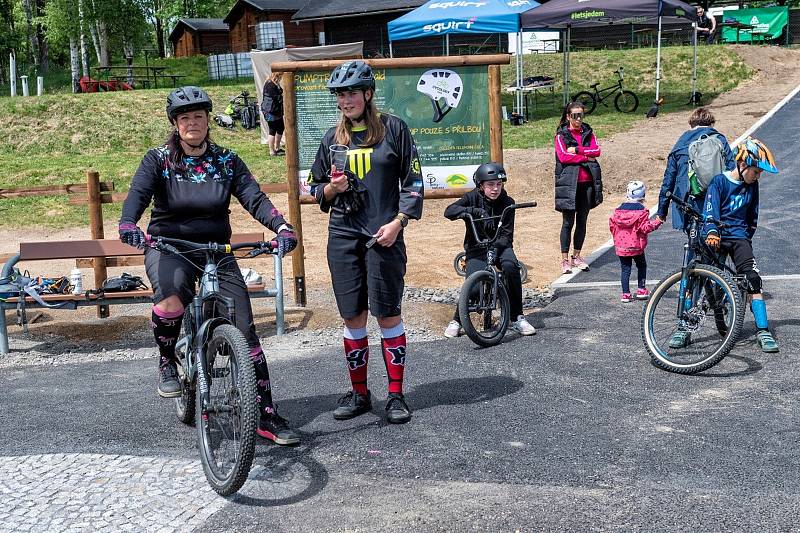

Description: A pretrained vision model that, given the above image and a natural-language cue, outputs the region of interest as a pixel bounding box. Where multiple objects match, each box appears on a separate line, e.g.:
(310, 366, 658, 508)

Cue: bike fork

(676, 244, 692, 320)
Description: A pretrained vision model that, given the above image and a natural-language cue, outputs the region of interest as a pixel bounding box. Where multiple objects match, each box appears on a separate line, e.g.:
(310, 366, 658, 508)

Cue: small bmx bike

(573, 67, 639, 114)
(457, 202, 536, 347)
(641, 193, 749, 375)
(453, 251, 528, 283)
(149, 235, 277, 495)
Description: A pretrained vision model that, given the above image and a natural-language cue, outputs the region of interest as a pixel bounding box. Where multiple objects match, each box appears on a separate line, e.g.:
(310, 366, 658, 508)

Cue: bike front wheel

(573, 91, 597, 114)
(458, 270, 511, 347)
(641, 265, 744, 374)
(197, 324, 258, 496)
(174, 310, 196, 425)
(614, 90, 639, 113)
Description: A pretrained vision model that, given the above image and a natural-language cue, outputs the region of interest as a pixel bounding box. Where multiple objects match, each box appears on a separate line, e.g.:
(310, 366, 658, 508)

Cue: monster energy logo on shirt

(348, 148, 373, 179)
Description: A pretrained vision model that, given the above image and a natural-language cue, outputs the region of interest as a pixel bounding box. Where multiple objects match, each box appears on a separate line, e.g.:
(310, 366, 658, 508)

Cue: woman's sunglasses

(570, 112, 585, 120)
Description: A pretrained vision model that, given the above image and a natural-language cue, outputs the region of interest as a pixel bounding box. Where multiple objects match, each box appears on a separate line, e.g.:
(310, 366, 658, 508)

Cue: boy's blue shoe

(757, 330, 779, 353)
(669, 330, 691, 349)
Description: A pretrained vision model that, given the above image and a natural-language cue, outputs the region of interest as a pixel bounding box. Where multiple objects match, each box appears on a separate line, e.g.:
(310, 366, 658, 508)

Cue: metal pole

(389, 41, 394, 58)
(692, 23, 698, 105)
(517, 31, 528, 118)
(446, 34, 450, 56)
(655, 16, 663, 101)
(37, 76, 43, 96)
(563, 26, 571, 107)
(21, 75, 29, 96)
(9, 52, 16, 97)
(273, 254, 284, 335)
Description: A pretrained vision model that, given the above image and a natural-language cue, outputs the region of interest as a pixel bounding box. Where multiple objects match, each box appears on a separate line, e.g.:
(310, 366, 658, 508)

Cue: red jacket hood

(611, 207, 648, 228)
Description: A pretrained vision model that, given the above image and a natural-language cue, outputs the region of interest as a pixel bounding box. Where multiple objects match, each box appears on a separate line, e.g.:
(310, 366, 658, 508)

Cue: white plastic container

(70, 268, 83, 294)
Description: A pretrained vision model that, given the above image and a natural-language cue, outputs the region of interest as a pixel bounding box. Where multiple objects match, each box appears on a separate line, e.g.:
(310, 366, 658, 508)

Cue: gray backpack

(687, 134, 726, 196)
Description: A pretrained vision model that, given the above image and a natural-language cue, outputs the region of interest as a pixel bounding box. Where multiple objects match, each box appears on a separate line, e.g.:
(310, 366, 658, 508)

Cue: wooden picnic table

(93, 66, 168, 88)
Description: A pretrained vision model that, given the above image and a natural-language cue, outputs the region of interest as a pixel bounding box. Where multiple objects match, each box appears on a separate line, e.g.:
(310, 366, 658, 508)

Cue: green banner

(293, 65, 490, 192)
(720, 7, 788, 43)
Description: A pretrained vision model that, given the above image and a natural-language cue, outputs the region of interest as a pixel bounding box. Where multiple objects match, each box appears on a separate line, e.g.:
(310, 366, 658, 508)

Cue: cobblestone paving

(0, 453, 227, 532)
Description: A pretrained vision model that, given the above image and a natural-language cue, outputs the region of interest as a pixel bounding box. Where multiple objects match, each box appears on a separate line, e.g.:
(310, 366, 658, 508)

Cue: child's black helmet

(327, 60, 376, 94)
(166, 86, 213, 123)
(473, 162, 508, 184)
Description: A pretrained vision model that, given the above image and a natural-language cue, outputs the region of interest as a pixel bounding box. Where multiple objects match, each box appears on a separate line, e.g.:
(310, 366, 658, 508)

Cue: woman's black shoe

(385, 392, 411, 424)
(333, 390, 372, 420)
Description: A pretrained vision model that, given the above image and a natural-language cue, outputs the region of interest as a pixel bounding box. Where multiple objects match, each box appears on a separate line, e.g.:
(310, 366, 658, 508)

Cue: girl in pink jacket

(609, 181, 662, 302)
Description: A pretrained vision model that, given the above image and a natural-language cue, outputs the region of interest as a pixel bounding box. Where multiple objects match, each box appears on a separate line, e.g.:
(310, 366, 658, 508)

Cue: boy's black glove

(464, 207, 488, 219)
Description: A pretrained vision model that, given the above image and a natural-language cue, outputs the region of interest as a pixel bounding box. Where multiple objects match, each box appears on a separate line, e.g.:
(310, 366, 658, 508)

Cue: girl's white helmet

(626, 180, 646, 201)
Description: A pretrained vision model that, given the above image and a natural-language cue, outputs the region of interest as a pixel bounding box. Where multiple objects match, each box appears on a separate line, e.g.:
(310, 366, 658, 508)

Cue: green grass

(500, 45, 752, 149)
(0, 45, 752, 228)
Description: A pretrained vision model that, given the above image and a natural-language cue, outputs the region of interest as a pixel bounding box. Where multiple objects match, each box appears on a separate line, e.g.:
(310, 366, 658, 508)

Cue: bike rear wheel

(573, 91, 597, 114)
(458, 270, 511, 347)
(454, 251, 467, 277)
(614, 90, 639, 113)
(641, 265, 744, 374)
(197, 324, 257, 496)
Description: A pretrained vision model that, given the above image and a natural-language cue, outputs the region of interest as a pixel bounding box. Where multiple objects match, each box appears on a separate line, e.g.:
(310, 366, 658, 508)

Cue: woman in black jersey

(118, 86, 300, 445)
(309, 61, 424, 424)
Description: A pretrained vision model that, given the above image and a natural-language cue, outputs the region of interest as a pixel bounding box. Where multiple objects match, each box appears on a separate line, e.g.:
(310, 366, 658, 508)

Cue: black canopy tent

(520, 0, 699, 108)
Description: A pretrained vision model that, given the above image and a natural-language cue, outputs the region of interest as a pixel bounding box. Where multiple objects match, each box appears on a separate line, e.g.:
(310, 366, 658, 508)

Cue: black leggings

(560, 182, 593, 254)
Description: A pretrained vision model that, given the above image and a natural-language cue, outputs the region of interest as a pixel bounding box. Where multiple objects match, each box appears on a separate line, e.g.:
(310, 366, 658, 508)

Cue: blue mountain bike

(641, 193, 748, 374)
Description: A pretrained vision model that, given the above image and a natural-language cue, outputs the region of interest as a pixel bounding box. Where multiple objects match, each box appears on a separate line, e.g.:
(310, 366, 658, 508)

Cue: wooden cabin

(170, 18, 230, 57)
(291, 0, 509, 58)
(224, 0, 318, 52)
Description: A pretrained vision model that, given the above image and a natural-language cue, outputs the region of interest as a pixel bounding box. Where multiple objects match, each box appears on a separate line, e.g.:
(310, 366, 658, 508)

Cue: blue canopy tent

(388, 0, 541, 116)
(521, 0, 699, 107)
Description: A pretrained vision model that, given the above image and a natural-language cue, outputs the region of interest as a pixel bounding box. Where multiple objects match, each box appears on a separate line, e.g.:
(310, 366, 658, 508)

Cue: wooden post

(281, 72, 307, 306)
(87, 170, 109, 318)
(488, 65, 504, 165)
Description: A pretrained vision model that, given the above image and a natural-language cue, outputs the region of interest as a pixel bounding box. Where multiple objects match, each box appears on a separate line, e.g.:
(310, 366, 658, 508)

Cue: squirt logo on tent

(423, 16, 479, 33)
(428, 1, 488, 8)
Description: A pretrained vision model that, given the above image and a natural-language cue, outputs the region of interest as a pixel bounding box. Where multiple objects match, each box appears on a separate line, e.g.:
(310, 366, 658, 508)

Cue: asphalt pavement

(1, 95, 799, 532)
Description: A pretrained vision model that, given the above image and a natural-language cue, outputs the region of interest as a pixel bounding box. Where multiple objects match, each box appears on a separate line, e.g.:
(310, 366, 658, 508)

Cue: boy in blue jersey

(701, 137, 779, 353)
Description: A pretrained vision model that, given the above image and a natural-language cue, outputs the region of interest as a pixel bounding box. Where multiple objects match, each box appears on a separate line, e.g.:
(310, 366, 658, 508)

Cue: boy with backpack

(656, 108, 734, 229)
(698, 138, 779, 353)
(609, 181, 662, 302)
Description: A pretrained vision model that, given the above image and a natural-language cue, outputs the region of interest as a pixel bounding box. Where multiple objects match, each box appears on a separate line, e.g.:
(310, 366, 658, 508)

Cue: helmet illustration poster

(416, 69, 464, 123)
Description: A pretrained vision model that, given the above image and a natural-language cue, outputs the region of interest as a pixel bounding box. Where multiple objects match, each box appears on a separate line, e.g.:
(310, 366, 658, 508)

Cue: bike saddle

(590, 82, 600, 88)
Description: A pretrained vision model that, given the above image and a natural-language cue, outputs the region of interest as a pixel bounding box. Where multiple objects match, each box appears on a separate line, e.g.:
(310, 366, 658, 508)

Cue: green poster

(293, 65, 490, 192)
(720, 7, 788, 43)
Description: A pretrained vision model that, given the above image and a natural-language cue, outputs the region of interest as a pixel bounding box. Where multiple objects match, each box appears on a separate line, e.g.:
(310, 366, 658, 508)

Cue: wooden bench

(0, 232, 285, 354)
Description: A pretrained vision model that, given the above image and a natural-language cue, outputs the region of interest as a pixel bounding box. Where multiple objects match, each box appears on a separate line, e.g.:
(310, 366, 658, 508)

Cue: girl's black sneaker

(257, 413, 300, 445)
(333, 390, 372, 420)
(385, 393, 411, 424)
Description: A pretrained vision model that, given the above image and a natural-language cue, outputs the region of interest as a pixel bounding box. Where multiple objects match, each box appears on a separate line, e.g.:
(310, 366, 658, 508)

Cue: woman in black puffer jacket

(554, 101, 603, 275)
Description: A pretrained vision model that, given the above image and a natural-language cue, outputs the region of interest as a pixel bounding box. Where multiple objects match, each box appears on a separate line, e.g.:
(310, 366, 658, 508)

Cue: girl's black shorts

(326, 232, 406, 319)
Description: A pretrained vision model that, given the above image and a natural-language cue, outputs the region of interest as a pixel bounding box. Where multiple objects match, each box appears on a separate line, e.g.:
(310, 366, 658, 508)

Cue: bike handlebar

(147, 236, 277, 258)
(460, 202, 537, 247)
(665, 191, 725, 229)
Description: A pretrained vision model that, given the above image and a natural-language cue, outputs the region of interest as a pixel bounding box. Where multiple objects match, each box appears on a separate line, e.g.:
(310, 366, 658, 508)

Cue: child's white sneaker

(511, 315, 536, 336)
(444, 320, 462, 338)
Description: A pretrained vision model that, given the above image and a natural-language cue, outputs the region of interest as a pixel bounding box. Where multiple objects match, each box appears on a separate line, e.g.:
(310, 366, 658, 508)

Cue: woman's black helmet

(473, 162, 508, 184)
(166, 86, 213, 123)
(327, 60, 376, 94)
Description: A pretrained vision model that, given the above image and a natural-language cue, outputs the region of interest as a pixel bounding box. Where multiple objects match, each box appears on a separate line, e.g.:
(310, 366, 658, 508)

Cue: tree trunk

(96, 20, 110, 67)
(70, 37, 81, 93)
(78, 0, 91, 75)
(35, 0, 48, 73)
(155, 16, 165, 58)
(22, 0, 40, 68)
